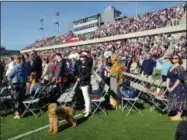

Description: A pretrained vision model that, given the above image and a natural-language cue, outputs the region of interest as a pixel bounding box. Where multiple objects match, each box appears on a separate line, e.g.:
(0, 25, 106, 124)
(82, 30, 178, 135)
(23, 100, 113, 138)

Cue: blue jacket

(159, 59, 172, 76)
(8, 64, 27, 84)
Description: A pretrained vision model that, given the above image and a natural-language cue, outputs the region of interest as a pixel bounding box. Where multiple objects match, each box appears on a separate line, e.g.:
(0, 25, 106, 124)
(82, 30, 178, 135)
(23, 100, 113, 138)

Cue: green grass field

(0, 69, 175, 140)
(1, 107, 178, 140)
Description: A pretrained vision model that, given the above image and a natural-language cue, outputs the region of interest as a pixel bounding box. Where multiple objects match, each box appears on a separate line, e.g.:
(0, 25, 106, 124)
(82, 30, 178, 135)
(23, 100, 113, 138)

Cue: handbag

(121, 88, 137, 98)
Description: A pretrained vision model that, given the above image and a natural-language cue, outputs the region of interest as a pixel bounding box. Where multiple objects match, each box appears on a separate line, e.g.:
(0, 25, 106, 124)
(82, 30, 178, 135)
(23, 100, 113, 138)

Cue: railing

(21, 24, 186, 53)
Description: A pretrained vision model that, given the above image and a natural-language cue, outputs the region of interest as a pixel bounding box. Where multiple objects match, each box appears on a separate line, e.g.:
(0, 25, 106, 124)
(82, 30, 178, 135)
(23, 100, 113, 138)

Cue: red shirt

(52, 64, 56, 73)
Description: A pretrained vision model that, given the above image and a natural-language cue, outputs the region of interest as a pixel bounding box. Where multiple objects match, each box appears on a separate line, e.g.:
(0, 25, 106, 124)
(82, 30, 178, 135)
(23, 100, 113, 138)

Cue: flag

(56, 12, 60, 16)
(54, 22, 59, 25)
(39, 27, 43, 30)
(40, 18, 44, 23)
(136, 1, 138, 16)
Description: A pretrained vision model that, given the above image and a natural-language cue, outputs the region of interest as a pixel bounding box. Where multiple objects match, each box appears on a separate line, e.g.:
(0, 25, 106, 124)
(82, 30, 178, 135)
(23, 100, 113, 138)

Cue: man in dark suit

(54, 53, 66, 95)
(30, 50, 42, 79)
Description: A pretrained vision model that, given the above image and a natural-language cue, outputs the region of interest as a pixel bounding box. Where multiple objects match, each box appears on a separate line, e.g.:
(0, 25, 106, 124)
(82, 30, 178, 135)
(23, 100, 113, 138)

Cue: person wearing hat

(82, 51, 93, 70)
(76, 52, 92, 117)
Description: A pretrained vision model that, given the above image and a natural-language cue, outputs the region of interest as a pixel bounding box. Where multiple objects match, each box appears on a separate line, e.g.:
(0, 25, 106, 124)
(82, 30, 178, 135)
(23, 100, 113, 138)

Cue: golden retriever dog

(48, 103, 77, 135)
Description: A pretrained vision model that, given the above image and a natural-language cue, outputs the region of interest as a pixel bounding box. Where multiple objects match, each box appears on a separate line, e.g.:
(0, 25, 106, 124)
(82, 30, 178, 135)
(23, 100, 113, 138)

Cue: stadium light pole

(54, 12, 60, 36)
(39, 18, 44, 40)
(136, 1, 138, 17)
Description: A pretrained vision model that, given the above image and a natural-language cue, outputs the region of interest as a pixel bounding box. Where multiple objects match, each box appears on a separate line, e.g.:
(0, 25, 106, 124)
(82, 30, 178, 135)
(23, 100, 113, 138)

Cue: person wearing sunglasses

(166, 54, 187, 121)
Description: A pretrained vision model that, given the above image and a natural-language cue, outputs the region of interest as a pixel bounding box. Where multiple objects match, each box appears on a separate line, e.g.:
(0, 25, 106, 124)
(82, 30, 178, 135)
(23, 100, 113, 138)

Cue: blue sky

(1, 1, 185, 50)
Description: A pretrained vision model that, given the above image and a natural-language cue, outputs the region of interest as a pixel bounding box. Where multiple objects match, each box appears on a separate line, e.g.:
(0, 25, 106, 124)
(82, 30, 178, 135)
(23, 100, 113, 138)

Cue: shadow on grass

(58, 116, 88, 133)
(0, 110, 13, 117)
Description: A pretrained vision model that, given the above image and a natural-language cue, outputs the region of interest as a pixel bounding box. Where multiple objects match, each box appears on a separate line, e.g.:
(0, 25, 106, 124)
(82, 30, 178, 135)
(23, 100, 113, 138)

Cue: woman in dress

(166, 54, 187, 121)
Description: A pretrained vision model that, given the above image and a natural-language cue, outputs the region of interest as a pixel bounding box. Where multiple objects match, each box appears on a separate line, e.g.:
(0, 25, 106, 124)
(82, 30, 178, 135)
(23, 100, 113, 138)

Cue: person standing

(103, 56, 112, 85)
(159, 55, 172, 82)
(54, 53, 66, 95)
(5, 57, 15, 78)
(125, 56, 133, 73)
(140, 53, 156, 78)
(50, 60, 57, 81)
(76, 53, 92, 117)
(167, 55, 187, 121)
(41, 58, 50, 84)
(0, 61, 5, 86)
(23, 53, 32, 76)
(30, 50, 42, 80)
(8, 55, 27, 119)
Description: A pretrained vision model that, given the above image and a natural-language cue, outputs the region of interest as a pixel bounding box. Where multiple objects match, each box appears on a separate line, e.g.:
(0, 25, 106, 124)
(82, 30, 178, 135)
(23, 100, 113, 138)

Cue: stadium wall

(21, 24, 186, 53)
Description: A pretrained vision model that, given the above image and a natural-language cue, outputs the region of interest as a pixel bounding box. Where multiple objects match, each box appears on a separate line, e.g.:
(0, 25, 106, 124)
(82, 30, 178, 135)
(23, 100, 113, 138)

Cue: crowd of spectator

(91, 4, 185, 39)
(35, 33, 185, 65)
(173, 34, 187, 58)
(22, 4, 186, 51)
(23, 32, 81, 50)
(0, 31, 186, 120)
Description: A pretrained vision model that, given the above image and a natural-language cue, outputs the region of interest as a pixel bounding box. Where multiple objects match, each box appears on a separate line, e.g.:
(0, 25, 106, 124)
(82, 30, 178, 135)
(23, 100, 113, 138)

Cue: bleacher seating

(21, 4, 186, 51)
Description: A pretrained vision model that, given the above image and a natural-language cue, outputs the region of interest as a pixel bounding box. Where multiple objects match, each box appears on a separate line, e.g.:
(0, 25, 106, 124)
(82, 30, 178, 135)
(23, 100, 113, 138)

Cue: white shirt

(6, 61, 15, 76)
(42, 64, 50, 80)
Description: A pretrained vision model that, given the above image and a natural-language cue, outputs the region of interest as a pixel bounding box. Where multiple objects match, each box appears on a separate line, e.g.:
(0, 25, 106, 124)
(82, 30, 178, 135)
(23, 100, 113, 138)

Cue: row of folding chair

(151, 82, 168, 114)
(122, 72, 168, 115)
(0, 84, 43, 118)
(121, 81, 143, 116)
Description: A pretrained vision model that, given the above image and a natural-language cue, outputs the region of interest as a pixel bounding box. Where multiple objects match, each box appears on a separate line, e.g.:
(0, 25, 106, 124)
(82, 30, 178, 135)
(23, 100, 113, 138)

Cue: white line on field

(8, 113, 83, 140)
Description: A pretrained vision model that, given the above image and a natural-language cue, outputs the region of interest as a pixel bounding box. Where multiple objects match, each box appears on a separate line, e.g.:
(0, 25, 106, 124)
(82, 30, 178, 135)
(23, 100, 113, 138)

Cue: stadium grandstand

(68, 6, 124, 35)
(21, 4, 186, 52)
(1, 2, 187, 140)
(0, 46, 19, 56)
